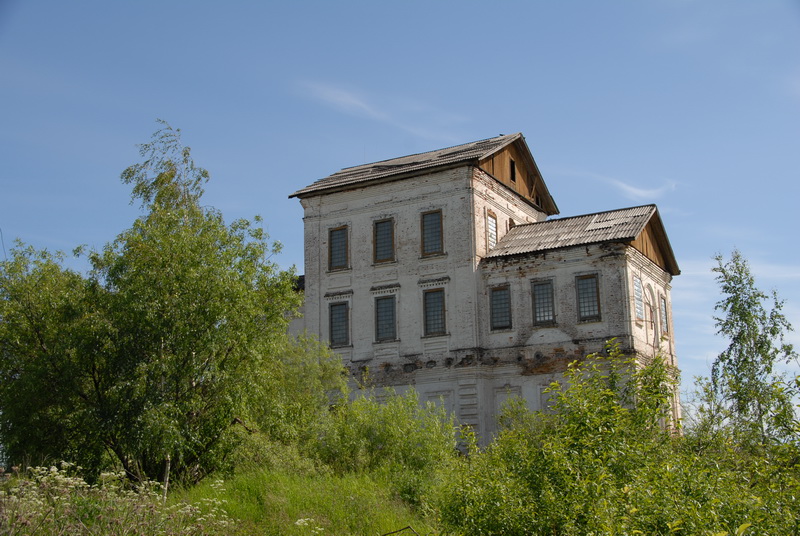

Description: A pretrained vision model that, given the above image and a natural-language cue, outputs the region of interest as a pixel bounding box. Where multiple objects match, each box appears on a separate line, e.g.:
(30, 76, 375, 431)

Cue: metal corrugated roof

(290, 133, 521, 198)
(486, 205, 657, 259)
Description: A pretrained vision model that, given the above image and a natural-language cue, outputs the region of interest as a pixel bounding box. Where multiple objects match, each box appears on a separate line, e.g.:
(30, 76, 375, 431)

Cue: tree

(710, 249, 798, 444)
(0, 121, 343, 483)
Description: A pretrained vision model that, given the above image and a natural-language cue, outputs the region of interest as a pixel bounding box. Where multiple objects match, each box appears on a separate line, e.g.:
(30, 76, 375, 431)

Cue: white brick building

(290, 133, 680, 438)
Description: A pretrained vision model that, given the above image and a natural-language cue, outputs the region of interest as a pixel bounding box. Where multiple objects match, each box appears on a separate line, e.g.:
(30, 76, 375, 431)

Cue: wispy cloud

(555, 169, 676, 201)
(296, 81, 466, 142)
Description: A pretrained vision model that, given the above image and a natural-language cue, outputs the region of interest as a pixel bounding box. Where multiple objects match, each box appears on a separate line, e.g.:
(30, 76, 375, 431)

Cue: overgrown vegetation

(1, 124, 799, 534)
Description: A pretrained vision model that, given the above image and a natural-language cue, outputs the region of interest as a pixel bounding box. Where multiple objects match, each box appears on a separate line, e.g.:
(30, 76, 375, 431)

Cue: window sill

(373, 339, 400, 345)
(422, 333, 449, 339)
(327, 267, 352, 274)
(419, 252, 447, 260)
(490, 327, 514, 333)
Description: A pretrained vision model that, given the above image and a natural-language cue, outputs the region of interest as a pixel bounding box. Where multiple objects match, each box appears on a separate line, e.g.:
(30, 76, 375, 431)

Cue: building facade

(290, 133, 680, 438)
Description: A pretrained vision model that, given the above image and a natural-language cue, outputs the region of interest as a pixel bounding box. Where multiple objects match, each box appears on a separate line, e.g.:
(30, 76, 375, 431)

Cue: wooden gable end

(628, 218, 680, 276)
(478, 141, 558, 215)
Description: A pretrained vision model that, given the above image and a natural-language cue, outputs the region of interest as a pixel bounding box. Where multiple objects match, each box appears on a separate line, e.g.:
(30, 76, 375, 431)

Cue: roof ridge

(512, 204, 656, 228)
(334, 132, 520, 173)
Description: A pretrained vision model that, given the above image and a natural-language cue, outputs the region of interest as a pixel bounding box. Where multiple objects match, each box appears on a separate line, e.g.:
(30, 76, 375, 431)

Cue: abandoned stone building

(289, 133, 680, 438)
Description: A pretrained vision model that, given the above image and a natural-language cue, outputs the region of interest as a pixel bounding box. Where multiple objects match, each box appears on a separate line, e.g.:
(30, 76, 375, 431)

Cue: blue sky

(1, 1, 799, 400)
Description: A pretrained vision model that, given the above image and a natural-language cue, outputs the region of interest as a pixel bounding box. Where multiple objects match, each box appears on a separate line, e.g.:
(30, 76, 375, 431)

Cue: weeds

(0, 462, 236, 535)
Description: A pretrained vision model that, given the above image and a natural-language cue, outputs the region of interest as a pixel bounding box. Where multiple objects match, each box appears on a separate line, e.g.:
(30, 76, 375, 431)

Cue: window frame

(328, 226, 349, 271)
(421, 210, 444, 257)
(576, 274, 601, 322)
(531, 279, 556, 326)
(633, 275, 645, 321)
(490, 285, 512, 331)
(423, 288, 446, 336)
(375, 295, 397, 342)
(660, 295, 669, 334)
(373, 218, 395, 264)
(329, 302, 350, 347)
(487, 211, 498, 250)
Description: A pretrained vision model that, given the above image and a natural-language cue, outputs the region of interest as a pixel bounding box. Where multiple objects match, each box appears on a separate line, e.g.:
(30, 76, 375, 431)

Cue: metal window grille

(532, 280, 555, 325)
(421, 211, 442, 255)
(424, 289, 446, 336)
(660, 296, 669, 333)
(487, 214, 497, 249)
(329, 303, 349, 346)
(576, 275, 600, 321)
(374, 219, 394, 263)
(633, 276, 644, 320)
(375, 296, 396, 341)
(328, 227, 348, 270)
(490, 286, 512, 330)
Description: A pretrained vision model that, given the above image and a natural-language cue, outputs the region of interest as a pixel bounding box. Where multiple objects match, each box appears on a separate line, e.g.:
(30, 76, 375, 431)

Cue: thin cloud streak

(556, 169, 677, 201)
(297, 81, 464, 143)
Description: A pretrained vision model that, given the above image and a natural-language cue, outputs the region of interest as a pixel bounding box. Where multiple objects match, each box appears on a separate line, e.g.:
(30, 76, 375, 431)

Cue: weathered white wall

(297, 165, 678, 441)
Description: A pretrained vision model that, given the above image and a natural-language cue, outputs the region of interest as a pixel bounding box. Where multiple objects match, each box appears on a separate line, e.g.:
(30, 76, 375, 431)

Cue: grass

(176, 466, 440, 536)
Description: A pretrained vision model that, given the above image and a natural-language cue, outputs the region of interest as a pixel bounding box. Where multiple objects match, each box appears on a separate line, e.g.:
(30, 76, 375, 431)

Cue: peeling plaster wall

(297, 166, 678, 441)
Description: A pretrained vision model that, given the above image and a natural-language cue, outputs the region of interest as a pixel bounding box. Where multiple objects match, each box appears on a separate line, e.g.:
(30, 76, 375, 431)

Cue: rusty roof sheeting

(486, 205, 657, 259)
(290, 133, 521, 198)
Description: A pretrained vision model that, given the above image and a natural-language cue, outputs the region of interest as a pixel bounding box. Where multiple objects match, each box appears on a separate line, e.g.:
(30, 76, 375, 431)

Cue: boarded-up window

(576, 274, 601, 322)
(487, 212, 498, 250)
(532, 280, 555, 325)
(328, 226, 348, 270)
(424, 289, 446, 336)
(373, 219, 394, 263)
(633, 275, 644, 320)
(375, 296, 397, 341)
(421, 210, 443, 256)
(490, 286, 512, 330)
(329, 302, 349, 347)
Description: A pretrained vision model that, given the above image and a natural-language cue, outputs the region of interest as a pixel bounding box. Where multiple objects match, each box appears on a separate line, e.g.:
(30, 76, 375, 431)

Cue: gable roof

(485, 204, 680, 275)
(290, 133, 524, 198)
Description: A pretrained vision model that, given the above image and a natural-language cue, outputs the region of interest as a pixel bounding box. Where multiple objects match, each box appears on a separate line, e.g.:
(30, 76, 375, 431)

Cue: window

(576, 274, 601, 322)
(487, 212, 498, 250)
(328, 226, 348, 270)
(421, 210, 443, 256)
(510, 159, 516, 182)
(424, 289, 446, 336)
(660, 296, 669, 333)
(329, 303, 349, 347)
(532, 280, 555, 326)
(375, 295, 397, 341)
(490, 286, 512, 330)
(633, 275, 644, 320)
(373, 219, 394, 263)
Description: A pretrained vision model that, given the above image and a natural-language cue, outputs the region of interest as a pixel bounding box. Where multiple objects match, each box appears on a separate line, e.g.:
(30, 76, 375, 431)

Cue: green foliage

(177, 466, 439, 536)
(0, 463, 237, 535)
(433, 343, 800, 535)
(311, 388, 459, 506)
(0, 121, 343, 484)
(708, 249, 798, 444)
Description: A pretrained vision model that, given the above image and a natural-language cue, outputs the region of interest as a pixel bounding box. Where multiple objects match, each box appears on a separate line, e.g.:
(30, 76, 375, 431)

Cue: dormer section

(478, 139, 558, 215)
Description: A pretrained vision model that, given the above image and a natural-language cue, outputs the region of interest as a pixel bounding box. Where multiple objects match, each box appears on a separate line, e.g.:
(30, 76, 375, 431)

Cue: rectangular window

(490, 286, 512, 330)
(532, 280, 555, 325)
(328, 226, 348, 270)
(576, 274, 601, 322)
(329, 302, 349, 347)
(373, 219, 394, 263)
(424, 289, 446, 336)
(510, 159, 516, 182)
(421, 210, 443, 256)
(375, 295, 397, 341)
(660, 296, 669, 333)
(633, 275, 644, 320)
(487, 213, 498, 250)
